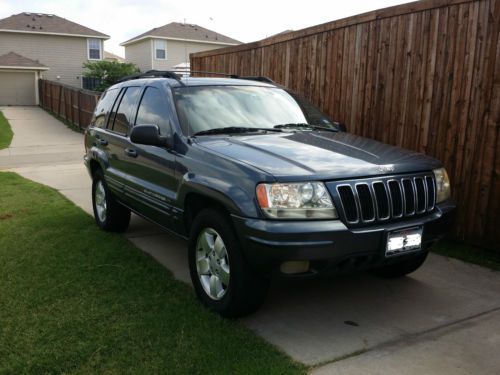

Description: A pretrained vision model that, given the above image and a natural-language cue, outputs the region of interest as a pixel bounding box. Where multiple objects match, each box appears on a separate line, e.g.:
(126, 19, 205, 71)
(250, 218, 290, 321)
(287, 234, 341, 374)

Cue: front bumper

(232, 200, 455, 276)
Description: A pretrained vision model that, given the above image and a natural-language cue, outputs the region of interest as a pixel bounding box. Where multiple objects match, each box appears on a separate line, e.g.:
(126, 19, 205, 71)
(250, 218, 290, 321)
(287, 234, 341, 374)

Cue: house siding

(124, 38, 231, 71)
(124, 40, 152, 72)
(152, 39, 230, 70)
(0, 32, 100, 87)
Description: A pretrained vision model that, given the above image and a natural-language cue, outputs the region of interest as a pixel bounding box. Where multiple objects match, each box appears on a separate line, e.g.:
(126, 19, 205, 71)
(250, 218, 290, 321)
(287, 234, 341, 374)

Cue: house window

(88, 38, 102, 60)
(154, 40, 166, 60)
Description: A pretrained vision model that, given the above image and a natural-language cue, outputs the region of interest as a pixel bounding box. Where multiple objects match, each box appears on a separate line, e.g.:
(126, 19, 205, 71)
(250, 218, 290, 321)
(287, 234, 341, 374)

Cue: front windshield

(172, 85, 334, 135)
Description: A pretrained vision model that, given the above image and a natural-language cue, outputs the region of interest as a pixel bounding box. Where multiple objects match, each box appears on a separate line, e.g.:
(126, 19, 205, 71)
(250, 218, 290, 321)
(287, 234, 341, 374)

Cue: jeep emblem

(378, 165, 395, 173)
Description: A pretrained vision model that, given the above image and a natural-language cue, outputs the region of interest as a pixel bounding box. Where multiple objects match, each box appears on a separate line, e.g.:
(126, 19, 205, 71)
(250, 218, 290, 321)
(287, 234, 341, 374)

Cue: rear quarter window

(92, 88, 119, 128)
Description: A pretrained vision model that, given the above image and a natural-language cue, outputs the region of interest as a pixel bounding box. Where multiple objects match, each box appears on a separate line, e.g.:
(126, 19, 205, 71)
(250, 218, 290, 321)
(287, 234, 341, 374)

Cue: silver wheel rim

(195, 228, 230, 300)
(95, 180, 107, 223)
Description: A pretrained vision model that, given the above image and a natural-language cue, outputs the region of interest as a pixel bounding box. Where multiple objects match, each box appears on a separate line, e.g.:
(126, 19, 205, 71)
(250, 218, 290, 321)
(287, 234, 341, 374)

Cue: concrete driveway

(1, 106, 500, 374)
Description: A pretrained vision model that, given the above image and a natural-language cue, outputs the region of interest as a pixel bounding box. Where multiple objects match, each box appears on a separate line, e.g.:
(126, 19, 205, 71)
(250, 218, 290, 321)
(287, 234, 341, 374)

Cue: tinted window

(93, 88, 119, 128)
(135, 87, 171, 136)
(173, 86, 307, 135)
(111, 86, 141, 135)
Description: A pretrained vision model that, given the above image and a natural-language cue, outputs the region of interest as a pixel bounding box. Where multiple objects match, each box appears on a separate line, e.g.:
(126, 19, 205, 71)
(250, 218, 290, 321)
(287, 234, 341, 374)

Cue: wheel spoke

(209, 275, 218, 298)
(214, 236, 226, 258)
(198, 232, 213, 255)
(219, 264, 230, 286)
(197, 257, 210, 275)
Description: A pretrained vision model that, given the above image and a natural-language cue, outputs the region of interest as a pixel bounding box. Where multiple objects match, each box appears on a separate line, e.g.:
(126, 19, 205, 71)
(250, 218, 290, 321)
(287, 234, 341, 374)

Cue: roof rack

(229, 75, 275, 84)
(117, 70, 181, 83)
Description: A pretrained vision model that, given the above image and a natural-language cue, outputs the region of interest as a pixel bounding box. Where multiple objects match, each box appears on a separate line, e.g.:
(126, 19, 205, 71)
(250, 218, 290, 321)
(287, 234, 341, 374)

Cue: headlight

(433, 168, 451, 203)
(256, 182, 338, 219)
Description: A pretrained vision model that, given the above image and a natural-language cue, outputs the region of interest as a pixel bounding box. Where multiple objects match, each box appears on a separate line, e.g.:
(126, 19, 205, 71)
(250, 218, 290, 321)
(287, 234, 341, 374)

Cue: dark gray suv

(84, 71, 455, 317)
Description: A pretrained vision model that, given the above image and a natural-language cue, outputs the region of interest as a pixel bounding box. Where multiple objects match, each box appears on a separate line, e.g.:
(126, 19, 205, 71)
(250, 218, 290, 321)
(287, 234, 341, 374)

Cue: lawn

(433, 240, 500, 271)
(0, 111, 13, 149)
(0, 172, 305, 374)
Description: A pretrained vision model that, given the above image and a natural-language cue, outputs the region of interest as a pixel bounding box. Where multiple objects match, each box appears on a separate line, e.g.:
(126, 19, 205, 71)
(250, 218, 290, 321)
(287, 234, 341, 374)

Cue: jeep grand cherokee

(84, 71, 455, 317)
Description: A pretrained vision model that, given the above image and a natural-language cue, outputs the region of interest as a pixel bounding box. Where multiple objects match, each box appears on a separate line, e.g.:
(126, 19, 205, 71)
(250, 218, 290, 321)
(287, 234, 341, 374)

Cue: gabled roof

(104, 51, 125, 62)
(0, 51, 49, 69)
(0, 12, 109, 39)
(121, 22, 240, 46)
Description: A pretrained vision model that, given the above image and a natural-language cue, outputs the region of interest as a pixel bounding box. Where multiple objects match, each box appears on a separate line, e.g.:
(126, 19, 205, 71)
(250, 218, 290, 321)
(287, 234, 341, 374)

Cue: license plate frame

(385, 226, 423, 257)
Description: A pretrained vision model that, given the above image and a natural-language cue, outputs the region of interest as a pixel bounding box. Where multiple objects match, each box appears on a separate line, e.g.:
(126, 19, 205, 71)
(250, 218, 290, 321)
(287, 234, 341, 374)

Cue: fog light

(280, 261, 310, 274)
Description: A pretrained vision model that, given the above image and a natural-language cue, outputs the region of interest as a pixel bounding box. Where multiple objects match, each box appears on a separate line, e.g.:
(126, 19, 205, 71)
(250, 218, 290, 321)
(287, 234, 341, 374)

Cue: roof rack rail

(189, 71, 275, 84)
(117, 70, 181, 83)
(229, 75, 275, 84)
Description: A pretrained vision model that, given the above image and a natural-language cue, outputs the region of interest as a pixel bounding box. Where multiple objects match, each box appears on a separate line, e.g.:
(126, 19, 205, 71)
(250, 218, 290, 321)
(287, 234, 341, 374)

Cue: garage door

(0, 71, 36, 105)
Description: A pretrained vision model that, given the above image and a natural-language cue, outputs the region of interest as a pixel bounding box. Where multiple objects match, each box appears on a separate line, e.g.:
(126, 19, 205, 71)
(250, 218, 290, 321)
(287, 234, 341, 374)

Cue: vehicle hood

(195, 131, 441, 181)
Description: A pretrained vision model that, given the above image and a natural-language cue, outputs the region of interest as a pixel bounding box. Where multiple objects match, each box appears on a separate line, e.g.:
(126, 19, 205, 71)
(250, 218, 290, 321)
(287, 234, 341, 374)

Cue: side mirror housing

(130, 124, 172, 148)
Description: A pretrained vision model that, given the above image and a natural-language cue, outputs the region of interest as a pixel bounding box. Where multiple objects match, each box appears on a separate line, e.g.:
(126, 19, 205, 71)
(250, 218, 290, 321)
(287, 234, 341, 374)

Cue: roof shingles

(0, 12, 108, 38)
(0, 51, 48, 68)
(122, 22, 240, 46)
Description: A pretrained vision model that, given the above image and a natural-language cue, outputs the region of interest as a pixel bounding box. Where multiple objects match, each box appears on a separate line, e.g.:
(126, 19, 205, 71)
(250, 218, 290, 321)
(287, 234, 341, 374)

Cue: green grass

(0, 111, 13, 149)
(433, 240, 500, 271)
(0, 172, 305, 374)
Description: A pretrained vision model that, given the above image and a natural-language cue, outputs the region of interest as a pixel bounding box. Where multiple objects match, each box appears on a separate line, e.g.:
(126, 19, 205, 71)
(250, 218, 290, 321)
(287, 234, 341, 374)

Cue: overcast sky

(0, 0, 414, 56)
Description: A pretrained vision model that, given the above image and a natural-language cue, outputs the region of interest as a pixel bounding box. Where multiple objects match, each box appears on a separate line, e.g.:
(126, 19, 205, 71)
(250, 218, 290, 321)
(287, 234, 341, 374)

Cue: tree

(83, 61, 138, 91)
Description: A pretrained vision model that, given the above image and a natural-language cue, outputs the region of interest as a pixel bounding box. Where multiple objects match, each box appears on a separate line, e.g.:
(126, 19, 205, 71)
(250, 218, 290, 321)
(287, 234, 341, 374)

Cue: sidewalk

(2, 106, 500, 374)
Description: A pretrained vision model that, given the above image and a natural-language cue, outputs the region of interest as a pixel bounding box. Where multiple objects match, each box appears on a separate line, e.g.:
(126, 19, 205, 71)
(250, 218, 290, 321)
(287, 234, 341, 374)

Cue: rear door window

(109, 86, 141, 135)
(135, 87, 171, 136)
(92, 88, 119, 128)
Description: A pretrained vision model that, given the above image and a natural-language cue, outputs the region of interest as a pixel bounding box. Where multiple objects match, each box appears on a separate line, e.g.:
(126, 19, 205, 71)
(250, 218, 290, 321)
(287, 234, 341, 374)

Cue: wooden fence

(39, 79, 100, 130)
(191, 0, 500, 249)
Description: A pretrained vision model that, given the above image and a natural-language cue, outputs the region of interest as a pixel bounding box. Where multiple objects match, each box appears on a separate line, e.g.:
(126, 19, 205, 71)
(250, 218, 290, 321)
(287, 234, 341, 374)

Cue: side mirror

(130, 124, 171, 148)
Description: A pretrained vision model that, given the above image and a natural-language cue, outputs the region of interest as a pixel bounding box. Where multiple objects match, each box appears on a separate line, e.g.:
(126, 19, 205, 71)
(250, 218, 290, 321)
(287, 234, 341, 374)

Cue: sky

(0, 0, 414, 56)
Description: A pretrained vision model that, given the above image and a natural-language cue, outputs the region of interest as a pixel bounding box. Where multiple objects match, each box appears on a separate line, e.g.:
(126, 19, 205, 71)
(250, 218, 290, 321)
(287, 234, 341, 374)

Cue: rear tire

(92, 170, 131, 232)
(188, 208, 269, 318)
(372, 251, 428, 278)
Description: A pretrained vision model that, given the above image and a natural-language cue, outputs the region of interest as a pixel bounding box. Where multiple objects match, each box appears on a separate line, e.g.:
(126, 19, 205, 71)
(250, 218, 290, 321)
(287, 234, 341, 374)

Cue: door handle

(124, 148, 138, 158)
(98, 138, 108, 146)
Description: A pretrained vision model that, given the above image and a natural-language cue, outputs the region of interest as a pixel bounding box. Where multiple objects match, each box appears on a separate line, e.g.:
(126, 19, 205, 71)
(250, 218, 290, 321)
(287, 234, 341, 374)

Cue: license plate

(385, 226, 423, 257)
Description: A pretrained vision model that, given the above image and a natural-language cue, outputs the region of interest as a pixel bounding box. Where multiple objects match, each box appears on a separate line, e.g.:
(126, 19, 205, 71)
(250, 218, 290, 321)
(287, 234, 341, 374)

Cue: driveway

(2, 106, 500, 374)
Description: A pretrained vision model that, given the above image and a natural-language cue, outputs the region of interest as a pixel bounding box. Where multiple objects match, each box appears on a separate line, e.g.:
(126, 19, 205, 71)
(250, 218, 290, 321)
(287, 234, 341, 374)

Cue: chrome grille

(333, 173, 436, 225)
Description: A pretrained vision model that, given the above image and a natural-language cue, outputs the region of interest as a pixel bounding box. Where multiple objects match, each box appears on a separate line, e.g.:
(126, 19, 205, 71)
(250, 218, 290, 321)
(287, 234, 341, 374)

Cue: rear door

(104, 86, 142, 203)
(120, 86, 179, 229)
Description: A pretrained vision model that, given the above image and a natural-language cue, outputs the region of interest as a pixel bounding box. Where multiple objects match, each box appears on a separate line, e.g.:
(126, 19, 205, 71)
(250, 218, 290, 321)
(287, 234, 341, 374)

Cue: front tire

(92, 170, 131, 232)
(372, 251, 428, 278)
(188, 208, 269, 318)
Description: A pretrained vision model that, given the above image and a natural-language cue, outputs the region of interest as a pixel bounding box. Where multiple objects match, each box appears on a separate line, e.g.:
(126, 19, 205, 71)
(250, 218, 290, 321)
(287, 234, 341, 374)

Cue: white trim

(121, 35, 239, 47)
(87, 38, 103, 61)
(153, 39, 167, 60)
(0, 28, 109, 39)
(34, 72, 40, 105)
(0, 65, 49, 70)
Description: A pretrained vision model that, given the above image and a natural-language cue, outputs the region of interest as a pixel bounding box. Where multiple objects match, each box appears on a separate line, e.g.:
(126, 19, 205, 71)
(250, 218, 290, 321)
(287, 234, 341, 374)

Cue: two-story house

(121, 22, 240, 72)
(0, 12, 108, 105)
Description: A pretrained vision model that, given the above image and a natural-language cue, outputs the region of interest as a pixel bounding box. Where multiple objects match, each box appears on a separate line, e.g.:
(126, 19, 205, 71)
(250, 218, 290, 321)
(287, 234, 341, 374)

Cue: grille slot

(373, 182, 390, 219)
(356, 184, 375, 221)
(334, 173, 436, 225)
(337, 185, 358, 222)
(415, 177, 426, 213)
(426, 176, 435, 210)
(388, 180, 403, 217)
(402, 179, 416, 215)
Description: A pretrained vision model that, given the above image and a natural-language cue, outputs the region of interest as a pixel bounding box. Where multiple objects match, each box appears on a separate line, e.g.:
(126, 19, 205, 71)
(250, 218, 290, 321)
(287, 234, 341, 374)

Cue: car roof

(109, 77, 277, 90)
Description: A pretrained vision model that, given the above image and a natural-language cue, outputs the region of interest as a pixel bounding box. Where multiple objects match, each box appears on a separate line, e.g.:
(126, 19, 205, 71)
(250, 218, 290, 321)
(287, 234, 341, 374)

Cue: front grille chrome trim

(331, 172, 436, 227)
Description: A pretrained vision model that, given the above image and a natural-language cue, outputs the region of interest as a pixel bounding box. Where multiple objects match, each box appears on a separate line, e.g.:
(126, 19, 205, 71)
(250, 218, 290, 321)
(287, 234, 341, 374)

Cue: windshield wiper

(273, 123, 338, 132)
(193, 126, 283, 136)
